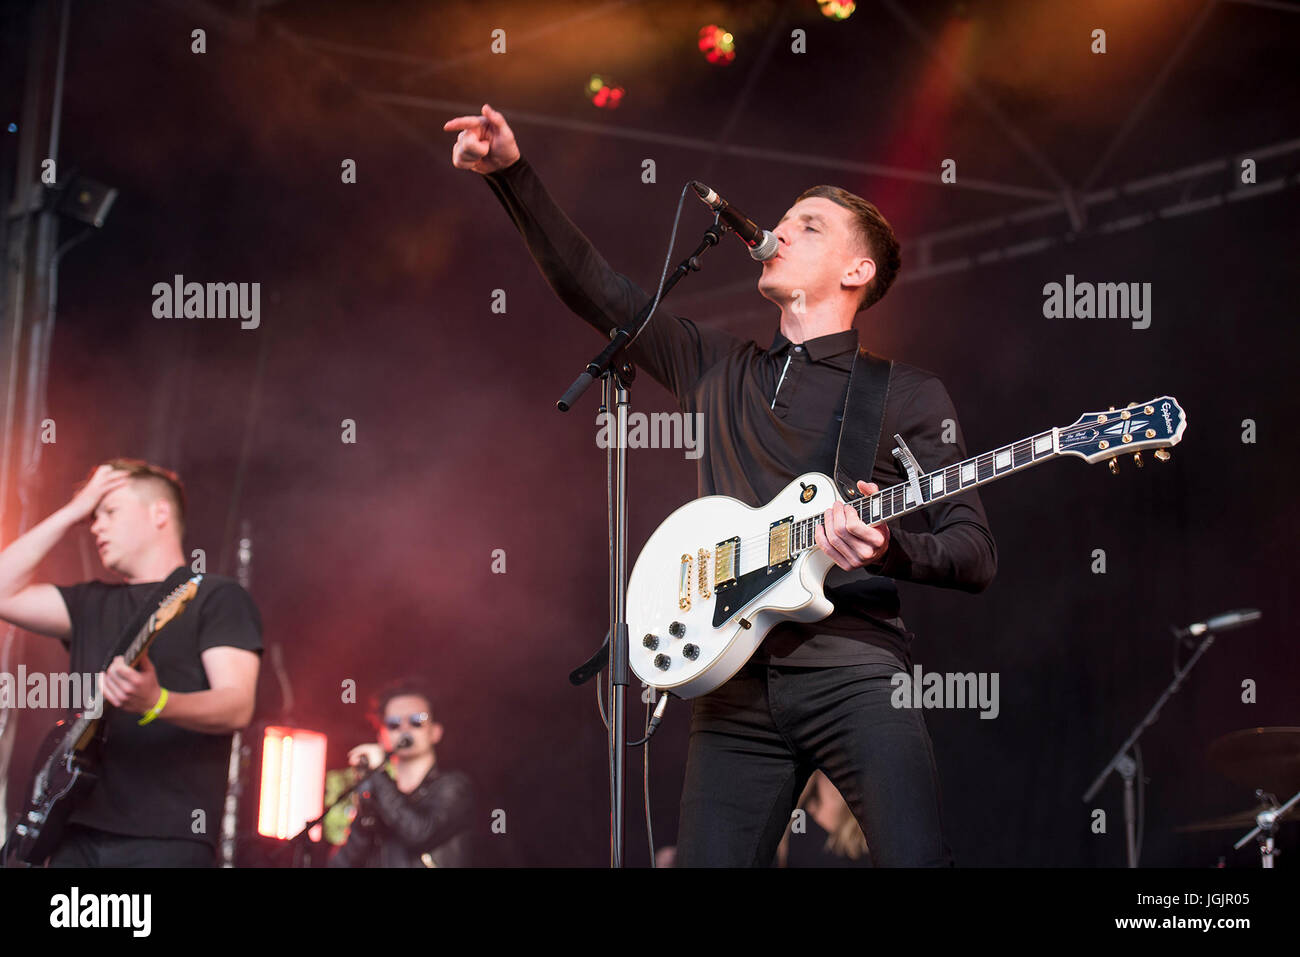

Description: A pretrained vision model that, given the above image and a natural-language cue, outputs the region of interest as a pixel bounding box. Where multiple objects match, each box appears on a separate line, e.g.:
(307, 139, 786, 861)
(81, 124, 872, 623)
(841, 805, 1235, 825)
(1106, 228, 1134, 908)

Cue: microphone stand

(275, 742, 406, 867)
(1082, 627, 1220, 867)
(559, 220, 726, 868)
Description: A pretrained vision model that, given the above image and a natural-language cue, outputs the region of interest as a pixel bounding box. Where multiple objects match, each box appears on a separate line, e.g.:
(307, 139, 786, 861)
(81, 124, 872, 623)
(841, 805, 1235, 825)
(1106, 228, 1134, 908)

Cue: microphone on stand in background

(1171, 609, 1261, 641)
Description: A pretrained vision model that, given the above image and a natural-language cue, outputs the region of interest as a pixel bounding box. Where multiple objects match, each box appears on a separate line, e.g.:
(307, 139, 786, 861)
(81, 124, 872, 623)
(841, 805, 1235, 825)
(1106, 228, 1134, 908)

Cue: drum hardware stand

(1233, 788, 1298, 868)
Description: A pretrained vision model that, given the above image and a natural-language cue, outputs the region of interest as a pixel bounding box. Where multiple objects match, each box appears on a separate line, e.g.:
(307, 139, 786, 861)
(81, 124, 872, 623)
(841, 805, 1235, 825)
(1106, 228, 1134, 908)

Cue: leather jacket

(328, 765, 473, 868)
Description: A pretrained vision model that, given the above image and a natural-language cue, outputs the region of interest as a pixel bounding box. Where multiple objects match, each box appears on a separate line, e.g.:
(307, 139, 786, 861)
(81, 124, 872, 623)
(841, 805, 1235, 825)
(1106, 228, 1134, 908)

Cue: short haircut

(371, 680, 437, 724)
(101, 458, 187, 537)
(795, 185, 901, 312)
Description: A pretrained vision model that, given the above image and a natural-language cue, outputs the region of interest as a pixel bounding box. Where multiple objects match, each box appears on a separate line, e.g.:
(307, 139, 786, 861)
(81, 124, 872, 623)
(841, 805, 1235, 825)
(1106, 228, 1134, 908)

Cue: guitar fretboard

(789, 429, 1058, 553)
(58, 608, 165, 749)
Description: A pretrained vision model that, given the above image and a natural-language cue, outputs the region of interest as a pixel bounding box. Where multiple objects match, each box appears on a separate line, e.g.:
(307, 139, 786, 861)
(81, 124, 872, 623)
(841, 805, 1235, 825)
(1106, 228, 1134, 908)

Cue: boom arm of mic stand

(275, 745, 404, 864)
(557, 224, 724, 411)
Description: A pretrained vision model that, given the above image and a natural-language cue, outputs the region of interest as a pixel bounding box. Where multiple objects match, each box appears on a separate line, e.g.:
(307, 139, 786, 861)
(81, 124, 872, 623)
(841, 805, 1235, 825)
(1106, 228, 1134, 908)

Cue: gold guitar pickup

(714, 537, 739, 591)
(679, 553, 693, 611)
(768, 517, 793, 568)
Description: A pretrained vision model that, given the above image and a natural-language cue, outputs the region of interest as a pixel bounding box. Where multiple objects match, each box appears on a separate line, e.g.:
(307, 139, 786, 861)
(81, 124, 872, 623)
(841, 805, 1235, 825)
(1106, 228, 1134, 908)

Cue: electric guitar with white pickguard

(627, 397, 1186, 698)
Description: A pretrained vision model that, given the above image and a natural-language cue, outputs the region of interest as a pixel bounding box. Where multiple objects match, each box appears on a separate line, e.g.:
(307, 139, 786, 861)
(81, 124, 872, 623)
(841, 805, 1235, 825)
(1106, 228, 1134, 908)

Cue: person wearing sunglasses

(329, 683, 474, 867)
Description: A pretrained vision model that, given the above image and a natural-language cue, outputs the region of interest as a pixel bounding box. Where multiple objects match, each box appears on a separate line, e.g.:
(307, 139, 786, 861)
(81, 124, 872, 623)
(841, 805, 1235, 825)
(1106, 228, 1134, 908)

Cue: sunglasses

(384, 711, 431, 731)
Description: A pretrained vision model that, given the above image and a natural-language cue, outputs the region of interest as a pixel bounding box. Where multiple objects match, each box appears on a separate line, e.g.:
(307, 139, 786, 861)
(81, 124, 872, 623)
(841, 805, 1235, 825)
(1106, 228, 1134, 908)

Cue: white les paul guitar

(628, 396, 1187, 698)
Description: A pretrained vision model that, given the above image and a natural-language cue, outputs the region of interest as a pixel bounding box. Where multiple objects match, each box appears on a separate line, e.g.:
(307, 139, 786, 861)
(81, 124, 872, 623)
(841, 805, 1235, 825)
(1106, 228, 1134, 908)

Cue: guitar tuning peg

(1132, 451, 1143, 468)
(1108, 456, 1120, 475)
(1154, 448, 1171, 462)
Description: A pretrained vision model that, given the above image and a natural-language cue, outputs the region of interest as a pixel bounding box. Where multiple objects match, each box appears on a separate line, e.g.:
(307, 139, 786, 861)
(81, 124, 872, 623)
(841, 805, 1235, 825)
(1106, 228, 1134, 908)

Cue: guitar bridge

(678, 553, 693, 611)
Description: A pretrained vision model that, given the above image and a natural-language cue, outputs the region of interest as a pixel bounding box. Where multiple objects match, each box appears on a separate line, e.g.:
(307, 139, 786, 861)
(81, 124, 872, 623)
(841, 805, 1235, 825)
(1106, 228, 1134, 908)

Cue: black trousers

(676, 659, 953, 867)
(47, 824, 215, 867)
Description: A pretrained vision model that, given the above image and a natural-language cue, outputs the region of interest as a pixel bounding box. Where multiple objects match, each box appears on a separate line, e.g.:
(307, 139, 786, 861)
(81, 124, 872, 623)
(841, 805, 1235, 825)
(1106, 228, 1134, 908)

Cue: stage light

(698, 25, 736, 65)
(818, 0, 856, 19)
(256, 726, 327, 842)
(54, 173, 118, 228)
(586, 73, 625, 109)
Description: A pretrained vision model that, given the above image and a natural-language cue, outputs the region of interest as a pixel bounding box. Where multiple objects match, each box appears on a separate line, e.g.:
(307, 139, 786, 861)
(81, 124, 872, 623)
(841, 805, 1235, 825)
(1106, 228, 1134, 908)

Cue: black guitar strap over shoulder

(831, 347, 894, 501)
(98, 564, 193, 672)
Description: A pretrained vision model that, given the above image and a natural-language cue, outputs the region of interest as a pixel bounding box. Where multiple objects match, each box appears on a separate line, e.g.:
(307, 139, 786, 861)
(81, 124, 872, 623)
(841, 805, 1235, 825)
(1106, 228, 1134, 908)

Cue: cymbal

(1175, 804, 1294, 833)
(1206, 727, 1300, 795)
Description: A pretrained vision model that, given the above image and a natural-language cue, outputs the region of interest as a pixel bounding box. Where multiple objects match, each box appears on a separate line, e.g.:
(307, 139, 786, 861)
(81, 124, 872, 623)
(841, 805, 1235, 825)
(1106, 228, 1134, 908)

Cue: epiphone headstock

(1057, 396, 1186, 470)
(154, 575, 203, 629)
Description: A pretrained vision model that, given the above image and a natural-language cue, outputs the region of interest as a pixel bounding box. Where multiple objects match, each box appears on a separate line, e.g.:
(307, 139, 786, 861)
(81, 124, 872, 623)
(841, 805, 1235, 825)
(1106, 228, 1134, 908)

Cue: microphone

(355, 734, 415, 771)
(1172, 609, 1261, 639)
(690, 181, 779, 261)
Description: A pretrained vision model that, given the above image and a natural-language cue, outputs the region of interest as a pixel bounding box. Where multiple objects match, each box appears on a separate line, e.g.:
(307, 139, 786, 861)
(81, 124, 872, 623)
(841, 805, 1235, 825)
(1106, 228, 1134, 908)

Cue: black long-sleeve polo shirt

(484, 157, 996, 667)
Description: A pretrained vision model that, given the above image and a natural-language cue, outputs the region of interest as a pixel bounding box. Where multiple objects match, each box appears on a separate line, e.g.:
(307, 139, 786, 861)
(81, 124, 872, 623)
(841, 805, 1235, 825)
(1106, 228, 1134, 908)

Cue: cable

(626, 181, 693, 349)
(593, 180, 698, 865)
(644, 694, 654, 867)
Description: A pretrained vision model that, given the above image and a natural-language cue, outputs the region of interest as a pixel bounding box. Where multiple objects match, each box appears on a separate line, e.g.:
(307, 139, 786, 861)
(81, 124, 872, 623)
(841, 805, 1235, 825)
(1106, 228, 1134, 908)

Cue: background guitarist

(446, 106, 997, 866)
(0, 460, 261, 866)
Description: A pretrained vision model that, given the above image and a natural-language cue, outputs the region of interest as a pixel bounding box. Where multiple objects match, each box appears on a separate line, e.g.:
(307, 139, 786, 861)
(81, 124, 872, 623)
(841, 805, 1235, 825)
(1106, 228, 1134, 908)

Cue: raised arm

(444, 104, 742, 402)
(0, 465, 130, 638)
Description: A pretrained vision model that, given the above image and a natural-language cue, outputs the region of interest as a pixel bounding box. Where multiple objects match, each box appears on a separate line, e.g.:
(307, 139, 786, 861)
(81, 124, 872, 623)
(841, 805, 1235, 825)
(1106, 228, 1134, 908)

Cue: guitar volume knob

(668, 621, 685, 638)
(654, 654, 671, 671)
(683, 643, 699, 661)
(642, 634, 659, 650)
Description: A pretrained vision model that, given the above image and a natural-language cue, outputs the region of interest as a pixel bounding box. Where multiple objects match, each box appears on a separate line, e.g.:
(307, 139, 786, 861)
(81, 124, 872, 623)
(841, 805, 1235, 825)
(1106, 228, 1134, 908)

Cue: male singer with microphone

(329, 683, 474, 867)
(444, 105, 996, 866)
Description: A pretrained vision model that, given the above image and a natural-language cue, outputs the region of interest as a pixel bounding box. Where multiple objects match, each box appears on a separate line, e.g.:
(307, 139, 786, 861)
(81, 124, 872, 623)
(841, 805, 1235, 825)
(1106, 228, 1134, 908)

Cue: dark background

(1, 0, 1296, 866)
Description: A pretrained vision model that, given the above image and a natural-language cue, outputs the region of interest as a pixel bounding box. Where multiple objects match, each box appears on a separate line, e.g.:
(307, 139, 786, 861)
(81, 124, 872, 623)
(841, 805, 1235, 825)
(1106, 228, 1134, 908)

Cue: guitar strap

(831, 346, 894, 500)
(96, 564, 193, 673)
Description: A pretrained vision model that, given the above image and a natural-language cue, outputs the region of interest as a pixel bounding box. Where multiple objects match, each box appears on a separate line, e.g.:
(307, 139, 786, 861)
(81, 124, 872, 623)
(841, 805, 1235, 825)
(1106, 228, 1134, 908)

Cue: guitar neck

(122, 614, 162, 666)
(792, 428, 1059, 554)
(63, 614, 159, 745)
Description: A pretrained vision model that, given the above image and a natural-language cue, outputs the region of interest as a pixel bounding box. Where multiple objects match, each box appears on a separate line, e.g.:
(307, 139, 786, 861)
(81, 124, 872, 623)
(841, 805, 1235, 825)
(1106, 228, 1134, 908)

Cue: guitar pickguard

(712, 563, 795, 628)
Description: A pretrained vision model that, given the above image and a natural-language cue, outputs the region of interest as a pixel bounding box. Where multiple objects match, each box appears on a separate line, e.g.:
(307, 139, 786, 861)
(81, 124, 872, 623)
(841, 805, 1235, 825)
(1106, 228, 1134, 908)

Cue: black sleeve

(482, 157, 745, 405)
(366, 771, 474, 851)
(328, 817, 375, 868)
(54, 582, 93, 648)
(195, 580, 263, 656)
(868, 376, 998, 592)
(54, 574, 105, 650)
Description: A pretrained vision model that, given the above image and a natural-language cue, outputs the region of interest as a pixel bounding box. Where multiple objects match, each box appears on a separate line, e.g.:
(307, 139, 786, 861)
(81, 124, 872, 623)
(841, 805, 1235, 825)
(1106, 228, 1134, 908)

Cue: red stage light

(698, 25, 736, 65)
(587, 73, 626, 109)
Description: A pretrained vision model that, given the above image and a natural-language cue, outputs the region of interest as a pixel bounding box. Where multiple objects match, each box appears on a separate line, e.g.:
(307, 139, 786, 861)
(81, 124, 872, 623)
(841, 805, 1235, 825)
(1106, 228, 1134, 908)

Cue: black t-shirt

(55, 573, 262, 846)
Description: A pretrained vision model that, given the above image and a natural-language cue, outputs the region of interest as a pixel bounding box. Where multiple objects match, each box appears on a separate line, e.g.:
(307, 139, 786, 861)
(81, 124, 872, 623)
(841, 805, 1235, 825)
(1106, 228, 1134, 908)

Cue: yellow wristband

(138, 687, 169, 726)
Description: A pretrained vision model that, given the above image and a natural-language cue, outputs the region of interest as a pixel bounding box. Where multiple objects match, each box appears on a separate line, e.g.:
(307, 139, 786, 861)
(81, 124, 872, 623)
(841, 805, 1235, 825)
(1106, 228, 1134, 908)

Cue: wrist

(488, 154, 523, 176)
(866, 533, 894, 574)
(137, 687, 169, 725)
(52, 503, 86, 529)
